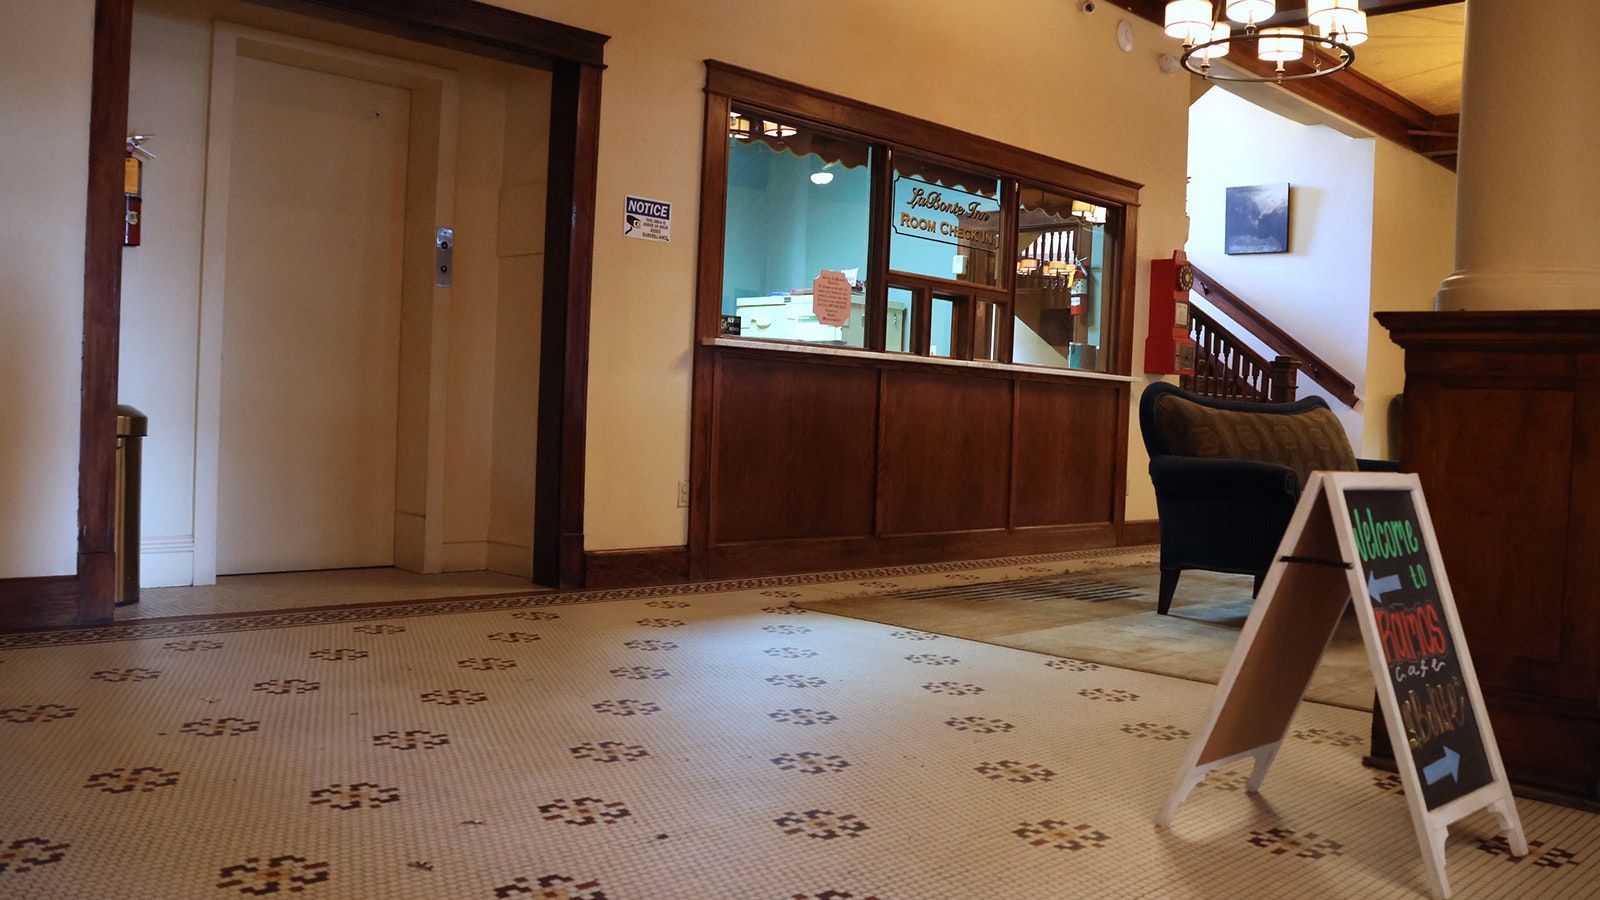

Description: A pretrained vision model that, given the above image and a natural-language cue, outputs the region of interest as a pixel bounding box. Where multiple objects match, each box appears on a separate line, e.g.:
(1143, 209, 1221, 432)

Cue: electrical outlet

(677, 480, 690, 508)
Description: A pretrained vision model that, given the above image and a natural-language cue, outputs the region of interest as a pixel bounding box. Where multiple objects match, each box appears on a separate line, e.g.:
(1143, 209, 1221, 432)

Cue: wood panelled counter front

(692, 342, 1130, 579)
(1376, 310, 1600, 807)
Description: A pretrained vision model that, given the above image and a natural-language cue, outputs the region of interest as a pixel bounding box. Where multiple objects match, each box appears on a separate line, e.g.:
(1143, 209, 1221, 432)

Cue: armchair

(1138, 382, 1398, 615)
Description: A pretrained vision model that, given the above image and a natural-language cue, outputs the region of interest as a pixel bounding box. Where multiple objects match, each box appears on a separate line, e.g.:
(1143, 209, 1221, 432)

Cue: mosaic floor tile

(0, 550, 1595, 898)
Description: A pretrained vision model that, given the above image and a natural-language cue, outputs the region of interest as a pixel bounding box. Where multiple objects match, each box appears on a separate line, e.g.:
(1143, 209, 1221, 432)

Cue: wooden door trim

(65, 0, 607, 627)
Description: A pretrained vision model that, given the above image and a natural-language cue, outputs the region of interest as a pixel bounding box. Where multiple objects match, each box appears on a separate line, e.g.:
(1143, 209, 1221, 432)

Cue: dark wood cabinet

(691, 343, 1130, 579)
(1377, 311, 1600, 806)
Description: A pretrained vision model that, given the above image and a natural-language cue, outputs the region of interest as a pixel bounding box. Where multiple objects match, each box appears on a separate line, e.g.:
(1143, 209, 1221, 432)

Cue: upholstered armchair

(1138, 382, 1398, 615)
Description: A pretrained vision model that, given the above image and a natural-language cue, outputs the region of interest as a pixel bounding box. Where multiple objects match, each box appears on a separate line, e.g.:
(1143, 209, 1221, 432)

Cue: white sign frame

(1157, 471, 1525, 900)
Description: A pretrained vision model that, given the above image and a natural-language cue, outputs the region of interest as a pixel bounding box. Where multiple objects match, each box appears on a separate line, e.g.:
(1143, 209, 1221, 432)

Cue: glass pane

(889, 154, 1002, 287)
(1012, 185, 1113, 371)
(930, 296, 954, 358)
(723, 109, 872, 347)
(887, 287, 915, 353)
(974, 300, 999, 362)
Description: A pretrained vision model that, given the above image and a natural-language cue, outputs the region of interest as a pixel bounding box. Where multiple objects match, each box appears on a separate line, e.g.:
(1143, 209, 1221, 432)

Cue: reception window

(1013, 186, 1113, 372)
(723, 111, 873, 348)
(701, 62, 1138, 375)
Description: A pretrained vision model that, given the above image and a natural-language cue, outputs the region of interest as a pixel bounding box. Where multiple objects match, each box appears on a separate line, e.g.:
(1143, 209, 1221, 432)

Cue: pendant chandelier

(1163, 0, 1367, 83)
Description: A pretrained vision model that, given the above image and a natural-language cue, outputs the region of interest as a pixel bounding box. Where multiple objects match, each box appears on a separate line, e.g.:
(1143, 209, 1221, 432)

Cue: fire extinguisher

(124, 134, 154, 247)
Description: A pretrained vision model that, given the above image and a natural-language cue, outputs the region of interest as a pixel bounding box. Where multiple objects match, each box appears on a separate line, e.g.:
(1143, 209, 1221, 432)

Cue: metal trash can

(115, 405, 147, 607)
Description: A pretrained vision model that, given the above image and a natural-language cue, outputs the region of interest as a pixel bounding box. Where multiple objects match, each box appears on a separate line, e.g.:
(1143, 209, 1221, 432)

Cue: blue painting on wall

(1224, 183, 1290, 254)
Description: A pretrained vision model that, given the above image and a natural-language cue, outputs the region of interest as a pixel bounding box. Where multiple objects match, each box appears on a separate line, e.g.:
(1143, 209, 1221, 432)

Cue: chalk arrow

(1423, 746, 1461, 785)
(1366, 570, 1403, 604)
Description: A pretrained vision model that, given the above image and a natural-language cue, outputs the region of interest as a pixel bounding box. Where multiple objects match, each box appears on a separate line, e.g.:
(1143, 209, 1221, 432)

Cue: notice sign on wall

(811, 270, 853, 328)
(624, 195, 671, 242)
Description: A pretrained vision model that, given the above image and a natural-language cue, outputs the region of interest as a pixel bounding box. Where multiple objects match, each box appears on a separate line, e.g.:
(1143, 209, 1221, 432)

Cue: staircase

(1180, 265, 1360, 408)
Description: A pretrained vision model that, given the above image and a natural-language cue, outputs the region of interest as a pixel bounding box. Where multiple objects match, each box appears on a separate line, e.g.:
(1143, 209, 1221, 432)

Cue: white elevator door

(217, 57, 411, 575)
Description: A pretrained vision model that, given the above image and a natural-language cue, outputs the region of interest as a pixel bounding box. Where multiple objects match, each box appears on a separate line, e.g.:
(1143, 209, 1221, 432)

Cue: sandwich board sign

(1157, 472, 1525, 900)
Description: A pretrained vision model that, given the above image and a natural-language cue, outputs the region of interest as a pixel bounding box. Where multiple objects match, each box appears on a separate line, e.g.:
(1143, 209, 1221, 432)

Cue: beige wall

(1365, 139, 1456, 460)
(487, 76, 551, 579)
(512, 0, 1193, 540)
(0, 0, 95, 578)
(0, 0, 1194, 581)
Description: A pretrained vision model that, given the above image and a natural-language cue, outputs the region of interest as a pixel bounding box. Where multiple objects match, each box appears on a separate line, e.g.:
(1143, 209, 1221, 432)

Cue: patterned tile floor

(2, 550, 1595, 899)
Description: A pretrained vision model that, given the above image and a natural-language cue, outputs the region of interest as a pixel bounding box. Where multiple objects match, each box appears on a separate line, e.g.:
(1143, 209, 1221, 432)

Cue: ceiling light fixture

(1163, 0, 1364, 83)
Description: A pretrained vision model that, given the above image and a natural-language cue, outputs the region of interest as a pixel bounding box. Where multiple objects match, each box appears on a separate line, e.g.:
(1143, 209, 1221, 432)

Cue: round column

(1436, 0, 1600, 311)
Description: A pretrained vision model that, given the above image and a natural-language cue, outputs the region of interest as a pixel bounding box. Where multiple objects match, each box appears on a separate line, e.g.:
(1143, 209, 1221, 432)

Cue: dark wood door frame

(68, 0, 605, 626)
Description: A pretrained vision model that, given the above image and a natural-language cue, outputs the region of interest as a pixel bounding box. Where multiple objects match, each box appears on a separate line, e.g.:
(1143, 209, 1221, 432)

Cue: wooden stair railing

(1183, 305, 1299, 402)
(1188, 264, 1361, 407)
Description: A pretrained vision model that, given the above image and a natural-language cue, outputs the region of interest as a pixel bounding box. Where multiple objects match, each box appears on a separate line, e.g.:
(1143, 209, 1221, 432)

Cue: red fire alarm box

(1145, 250, 1196, 375)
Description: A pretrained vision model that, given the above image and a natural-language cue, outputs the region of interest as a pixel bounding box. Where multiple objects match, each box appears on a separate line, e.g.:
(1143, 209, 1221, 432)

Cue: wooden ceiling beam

(1115, 1, 1457, 168)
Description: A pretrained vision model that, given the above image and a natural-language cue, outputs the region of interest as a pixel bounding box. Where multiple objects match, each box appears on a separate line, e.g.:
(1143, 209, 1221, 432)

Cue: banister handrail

(1184, 306, 1297, 403)
(1188, 264, 1360, 407)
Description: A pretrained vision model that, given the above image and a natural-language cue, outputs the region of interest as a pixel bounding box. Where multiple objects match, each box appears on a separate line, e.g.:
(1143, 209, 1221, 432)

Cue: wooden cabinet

(690, 343, 1131, 578)
(1377, 311, 1600, 807)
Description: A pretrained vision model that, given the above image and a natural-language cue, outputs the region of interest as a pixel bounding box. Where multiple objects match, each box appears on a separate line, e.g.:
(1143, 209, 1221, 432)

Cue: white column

(1436, 0, 1600, 311)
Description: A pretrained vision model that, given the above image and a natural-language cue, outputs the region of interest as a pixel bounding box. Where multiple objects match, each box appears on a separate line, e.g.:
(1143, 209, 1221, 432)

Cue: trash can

(115, 404, 147, 607)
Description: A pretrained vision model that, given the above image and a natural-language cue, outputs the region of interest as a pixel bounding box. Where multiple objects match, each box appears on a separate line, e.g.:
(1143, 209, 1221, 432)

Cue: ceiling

(1121, 1, 1465, 167)
(1352, 3, 1462, 115)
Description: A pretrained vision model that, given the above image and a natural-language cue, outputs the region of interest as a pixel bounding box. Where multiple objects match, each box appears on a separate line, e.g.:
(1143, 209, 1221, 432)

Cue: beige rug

(797, 560, 1378, 711)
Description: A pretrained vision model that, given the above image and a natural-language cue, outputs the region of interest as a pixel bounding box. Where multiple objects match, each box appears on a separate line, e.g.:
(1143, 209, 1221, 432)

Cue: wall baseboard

(441, 541, 490, 573)
(486, 541, 533, 579)
(0, 575, 80, 631)
(584, 545, 690, 589)
(140, 534, 195, 588)
(589, 522, 1159, 591)
(1119, 519, 1161, 546)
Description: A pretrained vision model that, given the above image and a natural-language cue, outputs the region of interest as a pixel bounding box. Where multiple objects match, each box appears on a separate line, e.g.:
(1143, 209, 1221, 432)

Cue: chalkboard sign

(1160, 472, 1525, 900)
(1345, 488, 1492, 810)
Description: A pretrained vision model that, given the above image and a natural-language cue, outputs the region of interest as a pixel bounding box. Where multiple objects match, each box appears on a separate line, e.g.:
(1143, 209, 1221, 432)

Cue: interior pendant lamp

(1163, 0, 1359, 83)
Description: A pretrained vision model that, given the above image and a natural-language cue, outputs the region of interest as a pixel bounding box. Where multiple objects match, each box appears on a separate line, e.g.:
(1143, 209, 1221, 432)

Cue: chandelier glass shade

(1163, 0, 1358, 83)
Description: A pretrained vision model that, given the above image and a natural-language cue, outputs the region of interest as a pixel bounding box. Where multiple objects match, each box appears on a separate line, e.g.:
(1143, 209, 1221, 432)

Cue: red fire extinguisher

(124, 135, 154, 247)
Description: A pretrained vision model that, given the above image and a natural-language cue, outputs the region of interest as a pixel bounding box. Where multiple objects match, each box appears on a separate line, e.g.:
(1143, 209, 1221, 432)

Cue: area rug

(797, 563, 1377, 711)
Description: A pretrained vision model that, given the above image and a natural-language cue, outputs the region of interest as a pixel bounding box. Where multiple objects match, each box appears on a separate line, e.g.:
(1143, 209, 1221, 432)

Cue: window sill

(706, 337, 1137, 383)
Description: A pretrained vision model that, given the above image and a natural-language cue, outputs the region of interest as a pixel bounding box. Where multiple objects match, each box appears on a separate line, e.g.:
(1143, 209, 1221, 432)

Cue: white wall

(0, 0, 95, 578)
(515, 0, 1193, 540)
(1186, 88, 1457, 460)
(1187, 87, 1378, 445)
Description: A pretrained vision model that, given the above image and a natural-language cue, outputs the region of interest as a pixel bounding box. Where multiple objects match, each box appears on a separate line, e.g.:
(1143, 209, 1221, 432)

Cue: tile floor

(2, 549, 1595, 899)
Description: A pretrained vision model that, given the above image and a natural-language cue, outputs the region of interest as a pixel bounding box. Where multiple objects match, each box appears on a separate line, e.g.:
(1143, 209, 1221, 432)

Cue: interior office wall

(0, 0, 1189, 582)
(119, 0, 548, 584)
(1187, 87, 1378, 446)
(1366, 139, 1456, 460)
(487, 75, 552, 579)
(514, 0, 1192, 544)
(0, 0, 96, 579)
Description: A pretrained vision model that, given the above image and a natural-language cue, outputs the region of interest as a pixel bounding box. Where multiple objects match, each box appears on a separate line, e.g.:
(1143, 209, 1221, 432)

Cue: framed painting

(1224, 183, 1290, 254)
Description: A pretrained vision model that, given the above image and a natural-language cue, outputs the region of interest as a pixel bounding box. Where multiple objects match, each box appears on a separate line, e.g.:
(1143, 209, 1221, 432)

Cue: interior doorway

(93, 0, 599, 621)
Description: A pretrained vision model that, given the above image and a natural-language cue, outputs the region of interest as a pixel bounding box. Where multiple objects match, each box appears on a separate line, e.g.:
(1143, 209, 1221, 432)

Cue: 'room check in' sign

(1346, 488, 1492, 811)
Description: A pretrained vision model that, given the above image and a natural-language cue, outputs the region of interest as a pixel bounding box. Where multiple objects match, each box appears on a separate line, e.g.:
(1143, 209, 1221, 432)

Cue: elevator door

(216, 56, 411, 574)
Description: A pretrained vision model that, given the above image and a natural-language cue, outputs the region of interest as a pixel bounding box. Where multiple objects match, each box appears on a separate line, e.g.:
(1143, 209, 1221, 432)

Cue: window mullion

(864, 145, 893, 351)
